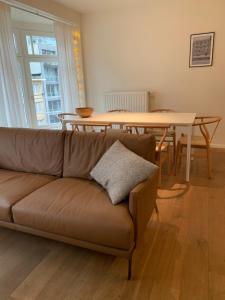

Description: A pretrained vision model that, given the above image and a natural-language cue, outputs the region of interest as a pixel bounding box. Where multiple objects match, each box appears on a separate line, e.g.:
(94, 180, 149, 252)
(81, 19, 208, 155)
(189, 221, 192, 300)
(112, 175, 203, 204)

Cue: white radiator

(104, 90, 150, 112)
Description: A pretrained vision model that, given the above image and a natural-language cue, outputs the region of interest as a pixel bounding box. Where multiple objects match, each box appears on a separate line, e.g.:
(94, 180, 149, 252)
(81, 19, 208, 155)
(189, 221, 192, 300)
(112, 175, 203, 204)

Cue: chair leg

(62, 122, 67, 131)
(155, 202, 159, 215)
(206, 146, 212, 179)
(128, 256, 132, 280)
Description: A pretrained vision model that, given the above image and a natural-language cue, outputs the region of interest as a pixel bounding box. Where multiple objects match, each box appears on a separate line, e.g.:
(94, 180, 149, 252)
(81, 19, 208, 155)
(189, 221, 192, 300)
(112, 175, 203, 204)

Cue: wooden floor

(0, 150, 225, 300)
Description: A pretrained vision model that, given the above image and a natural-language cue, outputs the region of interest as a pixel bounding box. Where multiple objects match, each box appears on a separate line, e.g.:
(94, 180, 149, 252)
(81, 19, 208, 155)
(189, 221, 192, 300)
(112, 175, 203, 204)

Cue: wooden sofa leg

(128, 256, 132, 280)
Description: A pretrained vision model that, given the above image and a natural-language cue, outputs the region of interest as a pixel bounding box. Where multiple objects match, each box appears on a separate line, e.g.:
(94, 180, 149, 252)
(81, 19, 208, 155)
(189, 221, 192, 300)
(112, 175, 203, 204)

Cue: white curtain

(0, 2, 26, 127)
(54, 21, 86, 112)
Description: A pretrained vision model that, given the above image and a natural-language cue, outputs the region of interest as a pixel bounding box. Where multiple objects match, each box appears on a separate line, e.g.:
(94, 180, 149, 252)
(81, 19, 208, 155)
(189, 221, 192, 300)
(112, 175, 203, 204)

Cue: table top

(71, 112, 196, 126)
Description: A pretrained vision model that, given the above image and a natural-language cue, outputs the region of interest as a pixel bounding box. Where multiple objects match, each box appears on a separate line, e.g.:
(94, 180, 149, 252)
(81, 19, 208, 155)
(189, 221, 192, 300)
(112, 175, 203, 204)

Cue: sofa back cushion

(0, 127, 65, 176)
(63, 131, 156, 179)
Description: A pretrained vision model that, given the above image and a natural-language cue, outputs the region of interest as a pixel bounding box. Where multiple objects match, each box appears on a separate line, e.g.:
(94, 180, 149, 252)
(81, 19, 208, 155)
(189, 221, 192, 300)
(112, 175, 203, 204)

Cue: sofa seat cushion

(0, 169, 56, 222)
(12, 178, 134, 250)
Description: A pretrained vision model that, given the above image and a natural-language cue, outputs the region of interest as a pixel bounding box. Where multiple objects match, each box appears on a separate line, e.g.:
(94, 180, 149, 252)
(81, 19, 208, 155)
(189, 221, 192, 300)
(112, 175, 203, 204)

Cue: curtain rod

(0, 0, 79, 27)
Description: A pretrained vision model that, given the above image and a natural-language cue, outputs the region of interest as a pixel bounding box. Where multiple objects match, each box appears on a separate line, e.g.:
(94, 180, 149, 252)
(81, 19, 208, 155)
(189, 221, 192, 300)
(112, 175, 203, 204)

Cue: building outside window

(48, 99, 61, 112)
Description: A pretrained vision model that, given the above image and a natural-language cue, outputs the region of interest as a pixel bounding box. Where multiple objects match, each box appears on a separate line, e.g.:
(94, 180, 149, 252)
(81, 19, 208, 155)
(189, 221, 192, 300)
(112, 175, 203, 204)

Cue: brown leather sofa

(0, 127, 158, 279)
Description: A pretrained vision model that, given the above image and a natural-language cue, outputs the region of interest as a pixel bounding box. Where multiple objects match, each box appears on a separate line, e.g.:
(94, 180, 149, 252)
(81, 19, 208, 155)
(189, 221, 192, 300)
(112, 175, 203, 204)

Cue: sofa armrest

(129, 167, 159, 245)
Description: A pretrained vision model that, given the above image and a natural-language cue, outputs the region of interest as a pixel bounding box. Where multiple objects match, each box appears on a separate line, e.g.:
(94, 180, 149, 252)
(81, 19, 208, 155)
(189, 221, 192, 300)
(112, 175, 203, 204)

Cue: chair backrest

(150, 109, 175, 113)
(58, 113, 78, 130)
(107, 109, 129, 113)
(193, 116, 221, 144)
(72, 121, 112, 133)
(125, 124, 170, 152)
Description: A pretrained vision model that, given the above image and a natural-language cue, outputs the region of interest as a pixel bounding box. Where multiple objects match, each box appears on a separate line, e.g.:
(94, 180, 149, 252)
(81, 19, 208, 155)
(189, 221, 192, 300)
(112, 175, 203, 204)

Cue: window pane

(43, 62, 58, 81)
(49, 114, 59, 124)
(26, 35, 57, 56)
(46, 83, 59, 97)
(48, 99, 61, 112)
(29, 61, 62, 127)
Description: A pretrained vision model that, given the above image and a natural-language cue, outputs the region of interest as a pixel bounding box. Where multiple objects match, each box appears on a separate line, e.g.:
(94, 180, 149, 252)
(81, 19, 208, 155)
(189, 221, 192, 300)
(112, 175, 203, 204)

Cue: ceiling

(52, 0, 143, 13)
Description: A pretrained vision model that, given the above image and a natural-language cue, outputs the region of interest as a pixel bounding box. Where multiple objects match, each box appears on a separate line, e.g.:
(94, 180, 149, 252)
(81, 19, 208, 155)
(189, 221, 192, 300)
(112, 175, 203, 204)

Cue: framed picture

(189, 32, 215, 67)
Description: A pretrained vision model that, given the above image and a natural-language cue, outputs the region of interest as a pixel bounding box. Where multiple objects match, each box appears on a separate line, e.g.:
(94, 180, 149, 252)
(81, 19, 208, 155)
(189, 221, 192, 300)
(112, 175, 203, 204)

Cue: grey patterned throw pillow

(90, 140, 158, 205)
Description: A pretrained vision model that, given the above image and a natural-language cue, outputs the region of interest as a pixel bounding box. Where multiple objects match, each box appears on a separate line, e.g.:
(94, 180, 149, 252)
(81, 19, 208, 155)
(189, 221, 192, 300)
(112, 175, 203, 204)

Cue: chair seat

(12, 178, 134, 250)
(0, 169, 56, 222)
(179, 135, 207, 147)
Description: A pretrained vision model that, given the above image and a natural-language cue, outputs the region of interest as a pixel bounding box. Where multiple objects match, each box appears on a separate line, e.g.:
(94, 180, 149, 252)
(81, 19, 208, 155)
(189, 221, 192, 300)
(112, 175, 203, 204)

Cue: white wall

(81, 0, 225, 146)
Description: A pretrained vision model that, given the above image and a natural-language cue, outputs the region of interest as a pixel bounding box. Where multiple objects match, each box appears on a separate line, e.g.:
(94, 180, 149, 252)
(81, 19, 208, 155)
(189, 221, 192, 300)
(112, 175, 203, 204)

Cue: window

(14, 30, 63, 128)
(46, 83, 60, 97)
(43, 62, 58, 81)
(29, 61, 61, 127)
(42, 49, 56, 55)
(26, 35, 57, 56)
(32, 82, 43, 96)
(49, 114, 59, 124)
(48, 100, 61, 112)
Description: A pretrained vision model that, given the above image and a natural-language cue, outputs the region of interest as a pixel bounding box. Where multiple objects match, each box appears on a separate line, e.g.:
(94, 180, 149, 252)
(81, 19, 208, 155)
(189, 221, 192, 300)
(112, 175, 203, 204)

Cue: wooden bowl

(76, 107, 93, 118)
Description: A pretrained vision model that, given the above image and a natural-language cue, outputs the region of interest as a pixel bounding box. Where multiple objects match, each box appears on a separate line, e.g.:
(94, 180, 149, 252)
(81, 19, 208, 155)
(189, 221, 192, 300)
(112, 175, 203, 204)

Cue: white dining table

(71, 112, 196, 182)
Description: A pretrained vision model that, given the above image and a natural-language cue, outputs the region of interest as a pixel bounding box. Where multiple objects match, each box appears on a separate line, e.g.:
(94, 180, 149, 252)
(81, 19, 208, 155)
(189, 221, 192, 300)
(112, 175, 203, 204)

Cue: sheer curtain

(0, 2, 26, 127)
(54, 21, 86, 112)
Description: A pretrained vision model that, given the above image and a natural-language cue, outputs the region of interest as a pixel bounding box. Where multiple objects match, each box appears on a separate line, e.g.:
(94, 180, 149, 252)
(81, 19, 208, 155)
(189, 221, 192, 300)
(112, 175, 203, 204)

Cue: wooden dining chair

(58, 113, 78, 130)
(150, 109, 177, 168)
(125, 124, 171, 185)
(176, 116, 221, 178)
(72, 121, 112, 133)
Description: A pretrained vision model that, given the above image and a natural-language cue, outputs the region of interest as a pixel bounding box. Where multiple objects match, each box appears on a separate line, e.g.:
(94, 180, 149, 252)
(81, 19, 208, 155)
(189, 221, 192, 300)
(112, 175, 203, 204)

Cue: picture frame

(189, 32, 215, 67)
